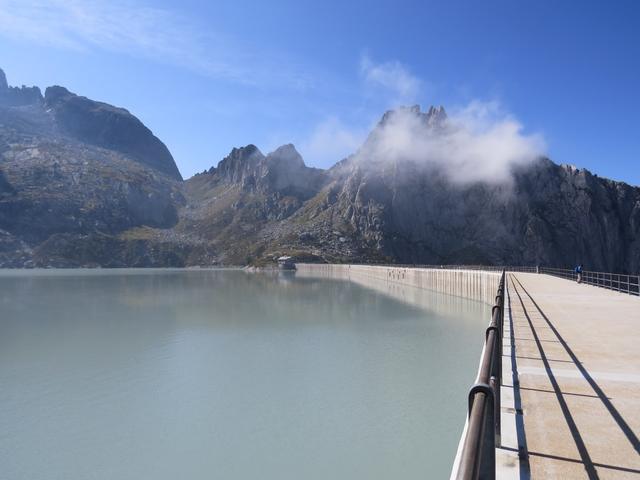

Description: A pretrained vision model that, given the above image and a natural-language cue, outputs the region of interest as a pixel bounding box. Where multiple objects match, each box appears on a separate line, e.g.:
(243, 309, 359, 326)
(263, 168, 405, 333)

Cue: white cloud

(360, 55, 421, 101)
(293, 56, 423, 169)
(358, 101, 546, 184)
(300, 117, 368, 168)
(0, 0, 311, 88)
(279, 56, 544, 183)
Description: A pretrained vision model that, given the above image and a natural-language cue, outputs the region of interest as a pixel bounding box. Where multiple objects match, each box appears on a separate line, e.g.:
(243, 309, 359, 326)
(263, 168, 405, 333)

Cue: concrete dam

(296, 264, 640, 479)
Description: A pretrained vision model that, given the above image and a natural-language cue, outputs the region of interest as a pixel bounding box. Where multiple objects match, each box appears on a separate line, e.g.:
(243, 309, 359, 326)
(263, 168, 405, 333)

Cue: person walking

(575, 264, 583, 283)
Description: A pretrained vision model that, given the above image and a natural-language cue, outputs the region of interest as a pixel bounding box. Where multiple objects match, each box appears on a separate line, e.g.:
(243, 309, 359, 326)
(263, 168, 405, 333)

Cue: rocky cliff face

(0, 67, 637, 271)
(180, 143, 328, 264)
(44, 85, 182, 180)
(0, 68, 188, 267)
(312, 155, 640, 270)
(206, 143, 325, 197)
(0, 69, 43, 107)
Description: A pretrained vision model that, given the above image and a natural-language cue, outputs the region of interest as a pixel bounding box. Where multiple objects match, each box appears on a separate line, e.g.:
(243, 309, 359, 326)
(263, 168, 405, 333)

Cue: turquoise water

(0, 269, 486, 479)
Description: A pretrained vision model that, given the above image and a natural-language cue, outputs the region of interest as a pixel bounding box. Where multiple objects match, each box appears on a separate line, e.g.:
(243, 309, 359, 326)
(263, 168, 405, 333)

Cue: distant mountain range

(1, 68, 638, 272)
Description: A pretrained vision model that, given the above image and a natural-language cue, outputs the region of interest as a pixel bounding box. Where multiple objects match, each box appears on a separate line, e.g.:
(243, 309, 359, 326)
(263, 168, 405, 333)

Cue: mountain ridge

(0, 67, 638, 271)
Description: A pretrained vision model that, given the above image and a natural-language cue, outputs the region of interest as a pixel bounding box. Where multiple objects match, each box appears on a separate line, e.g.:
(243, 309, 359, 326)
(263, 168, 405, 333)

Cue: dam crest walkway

(499, 273, 640, 479)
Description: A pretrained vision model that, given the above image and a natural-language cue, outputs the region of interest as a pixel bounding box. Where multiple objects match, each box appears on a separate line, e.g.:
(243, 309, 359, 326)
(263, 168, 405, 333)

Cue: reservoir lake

(0, 268, 487, 479)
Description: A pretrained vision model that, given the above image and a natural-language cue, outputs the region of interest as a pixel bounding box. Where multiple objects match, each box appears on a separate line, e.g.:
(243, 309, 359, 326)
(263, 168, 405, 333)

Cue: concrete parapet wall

(296, 264, 500, 305)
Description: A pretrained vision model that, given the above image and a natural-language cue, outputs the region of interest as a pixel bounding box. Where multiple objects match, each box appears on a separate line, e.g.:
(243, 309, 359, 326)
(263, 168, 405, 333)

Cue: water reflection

(0, 269, 486, 480)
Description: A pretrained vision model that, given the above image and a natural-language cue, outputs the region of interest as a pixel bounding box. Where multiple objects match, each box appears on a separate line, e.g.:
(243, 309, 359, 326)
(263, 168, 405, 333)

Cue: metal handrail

(540, 267, 639, 296)
(358, 263, 538, 273)
(455, 270, 505, 479)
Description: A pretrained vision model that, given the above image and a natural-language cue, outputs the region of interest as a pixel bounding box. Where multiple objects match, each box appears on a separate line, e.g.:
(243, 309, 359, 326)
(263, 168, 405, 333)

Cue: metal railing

(540, 267, 639, 296)
(455, 270, 505, 479)
(360, 263, 538, 273)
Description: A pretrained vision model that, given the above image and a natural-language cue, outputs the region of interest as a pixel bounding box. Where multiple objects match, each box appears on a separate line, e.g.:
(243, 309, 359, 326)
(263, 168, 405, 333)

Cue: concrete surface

(296, 264, 501, 305)
(500, 273, 640, 479)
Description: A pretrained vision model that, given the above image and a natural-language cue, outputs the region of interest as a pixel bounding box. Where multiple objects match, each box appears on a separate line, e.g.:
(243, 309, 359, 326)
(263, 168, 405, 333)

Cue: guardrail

(361, 263, 537, 273)
(540, 267, 639, 296)
(455, 270, 505, 479)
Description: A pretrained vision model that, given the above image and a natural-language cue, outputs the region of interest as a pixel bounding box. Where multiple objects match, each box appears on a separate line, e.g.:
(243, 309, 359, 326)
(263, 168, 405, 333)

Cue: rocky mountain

(178, 143, 327, 263)
(182, 106, 640, 272)
(44, 86, 182, 180)
(0, 69, 43, 107)
(0, 67, 638, 272)
(0, 68, 190, 267)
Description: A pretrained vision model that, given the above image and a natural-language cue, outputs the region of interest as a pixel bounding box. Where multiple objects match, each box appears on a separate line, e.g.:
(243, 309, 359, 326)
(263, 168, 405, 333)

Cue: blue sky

(0, 0, 638, 184)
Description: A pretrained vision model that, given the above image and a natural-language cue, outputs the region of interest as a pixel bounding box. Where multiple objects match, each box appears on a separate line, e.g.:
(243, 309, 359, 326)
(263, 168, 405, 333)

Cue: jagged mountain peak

(215, 144, 265, 181)
(269, 143, 299, 156)
(214, 143, 308, 178)
(0, 67, 43, 107)
(259, 143, 327, 197)
(426, 105, 447, 125)
(198, 142, 326, 202)
(378, 104, 448, 128)
(225, 144, 264, 162)
(265, 143, 306, 169)
(44, 85, 77, 107)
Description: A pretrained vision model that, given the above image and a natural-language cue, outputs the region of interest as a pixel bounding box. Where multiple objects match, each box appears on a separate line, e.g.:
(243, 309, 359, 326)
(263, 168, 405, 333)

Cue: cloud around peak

(357, 101, 546, 184)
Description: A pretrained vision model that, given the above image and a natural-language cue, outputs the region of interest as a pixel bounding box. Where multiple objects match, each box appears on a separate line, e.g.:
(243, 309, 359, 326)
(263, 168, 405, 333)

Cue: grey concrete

(295, 264, 501, 305)
(504, 273, 640, 479)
